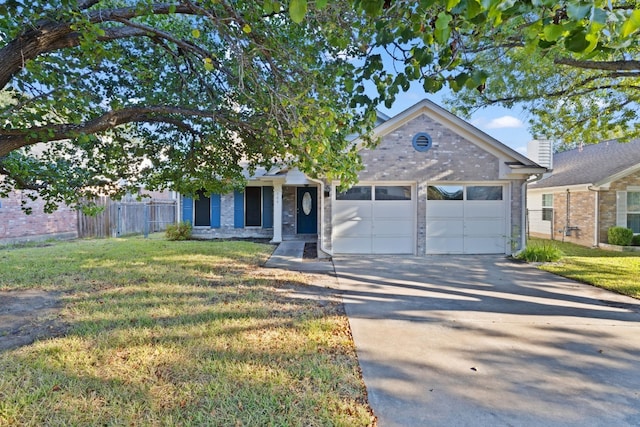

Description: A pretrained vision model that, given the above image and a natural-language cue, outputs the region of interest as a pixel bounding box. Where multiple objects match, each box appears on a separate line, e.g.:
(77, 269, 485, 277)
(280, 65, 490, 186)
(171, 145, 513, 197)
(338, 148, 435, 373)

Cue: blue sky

(372, 79, 534, 157)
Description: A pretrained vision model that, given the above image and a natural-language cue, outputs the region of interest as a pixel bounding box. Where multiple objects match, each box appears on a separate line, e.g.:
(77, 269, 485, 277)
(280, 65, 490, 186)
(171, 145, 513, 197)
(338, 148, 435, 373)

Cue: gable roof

(529, 138, 640, 189)
(356, 99, 546, 174)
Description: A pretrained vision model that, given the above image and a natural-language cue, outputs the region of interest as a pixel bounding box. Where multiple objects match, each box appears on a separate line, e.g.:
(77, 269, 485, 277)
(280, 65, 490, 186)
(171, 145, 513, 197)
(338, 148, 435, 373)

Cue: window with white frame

(627, 192, 640, 233)
(542, 194, 553, 221)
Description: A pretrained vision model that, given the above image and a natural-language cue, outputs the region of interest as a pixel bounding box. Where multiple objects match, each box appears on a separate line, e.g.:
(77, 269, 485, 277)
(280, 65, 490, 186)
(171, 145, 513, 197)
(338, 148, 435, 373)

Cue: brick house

(0, 190, 78, 244)
(527, 138, 640, 246)
(182, 99, 546, 255)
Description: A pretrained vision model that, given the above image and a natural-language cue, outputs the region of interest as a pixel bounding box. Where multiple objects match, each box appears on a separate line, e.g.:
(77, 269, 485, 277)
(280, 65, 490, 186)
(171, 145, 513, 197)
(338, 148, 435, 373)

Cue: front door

(297, 187, 318, 234)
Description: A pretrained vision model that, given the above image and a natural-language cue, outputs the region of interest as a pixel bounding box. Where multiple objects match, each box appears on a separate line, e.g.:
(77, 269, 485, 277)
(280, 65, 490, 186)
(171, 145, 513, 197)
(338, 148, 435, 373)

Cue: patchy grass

(527, 238, 640, 299)
(0, 235, 374, 426)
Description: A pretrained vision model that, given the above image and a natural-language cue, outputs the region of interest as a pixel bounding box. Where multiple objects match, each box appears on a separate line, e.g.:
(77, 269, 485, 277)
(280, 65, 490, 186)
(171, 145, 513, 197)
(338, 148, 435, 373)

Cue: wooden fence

(77, 197, 177, 238)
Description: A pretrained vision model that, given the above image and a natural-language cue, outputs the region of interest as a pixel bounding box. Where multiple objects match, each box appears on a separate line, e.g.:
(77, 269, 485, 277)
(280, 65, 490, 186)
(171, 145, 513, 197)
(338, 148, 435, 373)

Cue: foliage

(632, 234, 640, 246)
(0, 1, 377, 212)
(165, 220, 192, 240)
(516, 242, 563, 262)
(344, 0, 640, 146)
(608, 226, 634, 246)
(0, 236, 373, 425)
(531, 238, 640, 299)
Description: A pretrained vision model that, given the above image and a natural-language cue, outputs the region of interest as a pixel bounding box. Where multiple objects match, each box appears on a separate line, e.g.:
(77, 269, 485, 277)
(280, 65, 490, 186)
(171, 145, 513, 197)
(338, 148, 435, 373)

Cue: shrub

(608, 226, 633, 246)
(165, 221, 192, 241)
(516, 243, 563, 263)
(632, 235, 640, 246)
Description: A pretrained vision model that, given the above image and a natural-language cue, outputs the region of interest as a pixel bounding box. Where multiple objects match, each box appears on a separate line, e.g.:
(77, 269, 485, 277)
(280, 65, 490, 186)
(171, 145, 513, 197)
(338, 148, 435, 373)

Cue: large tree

(0, 0, 376, 211)
(349, 0, 640, 146)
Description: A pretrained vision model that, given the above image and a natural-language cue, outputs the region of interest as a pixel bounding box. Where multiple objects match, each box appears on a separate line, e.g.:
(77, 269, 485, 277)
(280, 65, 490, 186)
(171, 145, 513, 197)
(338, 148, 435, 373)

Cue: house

(527, 138, 640, 247)
(181, 99, 546, 255)
(0, 189, 78, 244)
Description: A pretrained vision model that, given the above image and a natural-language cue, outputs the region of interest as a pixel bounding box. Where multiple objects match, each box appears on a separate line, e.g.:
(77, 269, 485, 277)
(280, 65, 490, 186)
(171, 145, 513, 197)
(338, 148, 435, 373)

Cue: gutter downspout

(307, 177, 333, 257)
(588, 185, 599, 247)
(516, 173, 545, 256)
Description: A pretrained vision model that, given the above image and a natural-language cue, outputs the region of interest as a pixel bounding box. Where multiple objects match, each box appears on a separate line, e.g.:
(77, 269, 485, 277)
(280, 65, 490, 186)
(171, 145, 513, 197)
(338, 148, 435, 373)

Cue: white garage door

(426, 184, 507, 254)
(333, 184, 415, 254)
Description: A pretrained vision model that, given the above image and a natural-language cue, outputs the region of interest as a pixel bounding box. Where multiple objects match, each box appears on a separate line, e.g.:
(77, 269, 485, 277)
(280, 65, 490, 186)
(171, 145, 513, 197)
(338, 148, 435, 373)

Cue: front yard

(0, 235, 374, 426)
(527, 238, 640, 299)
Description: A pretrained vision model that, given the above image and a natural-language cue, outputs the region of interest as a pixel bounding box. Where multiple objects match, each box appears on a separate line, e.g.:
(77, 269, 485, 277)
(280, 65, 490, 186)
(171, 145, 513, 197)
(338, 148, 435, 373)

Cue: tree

(347, 0, 640, 146)
(0, 0, 376, 212)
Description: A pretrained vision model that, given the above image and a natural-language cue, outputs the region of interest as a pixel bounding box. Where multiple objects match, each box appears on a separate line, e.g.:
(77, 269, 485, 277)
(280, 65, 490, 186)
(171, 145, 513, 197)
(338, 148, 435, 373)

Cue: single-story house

(527, 138, 640, 247)
(181, 99, 547, 255)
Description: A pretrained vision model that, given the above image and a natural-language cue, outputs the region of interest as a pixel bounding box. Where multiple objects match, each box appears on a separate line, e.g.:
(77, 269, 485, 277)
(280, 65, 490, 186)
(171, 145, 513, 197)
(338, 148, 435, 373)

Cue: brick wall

(552, 190, 596, 247)
(0, 190, 78, 244)
(599, 170, 640, 243)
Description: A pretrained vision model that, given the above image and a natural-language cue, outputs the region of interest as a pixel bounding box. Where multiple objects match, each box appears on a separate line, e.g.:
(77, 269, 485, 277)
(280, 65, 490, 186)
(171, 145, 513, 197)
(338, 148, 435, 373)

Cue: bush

(608, 226, 633, 246)
(165, 221, 192, 241)
(632, 234, 640, 246)
(516, 243, 563, 263)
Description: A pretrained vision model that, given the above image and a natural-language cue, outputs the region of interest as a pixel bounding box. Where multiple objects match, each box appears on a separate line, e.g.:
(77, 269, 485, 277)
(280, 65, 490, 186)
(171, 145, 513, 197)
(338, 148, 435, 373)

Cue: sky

(375, 80, 534, 157)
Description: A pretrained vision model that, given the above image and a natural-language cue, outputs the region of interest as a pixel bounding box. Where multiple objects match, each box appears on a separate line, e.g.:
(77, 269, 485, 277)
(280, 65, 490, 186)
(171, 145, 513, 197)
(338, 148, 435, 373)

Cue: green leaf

(359, 0, 384, 16)
(446, 0, 461, 11)
(566, 3, 591, 20)
(191, 29, 201, 38)
(543, 24, 565, 41)
(621, 9, 640, 38)
(242, 24, 252, 34)
(434, 12, 452, 44)
(564, 28, 590, 52)
(316, 0, 328, 9)
(289, 0, 307, 23)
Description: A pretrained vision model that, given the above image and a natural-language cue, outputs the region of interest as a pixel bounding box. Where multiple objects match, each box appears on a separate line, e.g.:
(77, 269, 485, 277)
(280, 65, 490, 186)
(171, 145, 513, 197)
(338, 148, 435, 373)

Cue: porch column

(271, 182, 283, 243)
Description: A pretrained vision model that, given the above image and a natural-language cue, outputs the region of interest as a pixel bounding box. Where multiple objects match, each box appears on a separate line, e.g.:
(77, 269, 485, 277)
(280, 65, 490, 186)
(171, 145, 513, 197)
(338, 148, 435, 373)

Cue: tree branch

(0, 106, 232, 156)
(554, 57, 640, 72)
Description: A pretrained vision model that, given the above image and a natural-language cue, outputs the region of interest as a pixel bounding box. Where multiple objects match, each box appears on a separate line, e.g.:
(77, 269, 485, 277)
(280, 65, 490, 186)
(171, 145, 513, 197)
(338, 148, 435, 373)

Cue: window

(542, 194, 553, 221)
(194, 190, 211, 227)
(467, 186, 503, 201)
(336, 186, 372, 200)
(375, 186, 411, 200)
(627, 192, 640, 233)
(427, 185, 463, 200)
(245, 187, 262, 227)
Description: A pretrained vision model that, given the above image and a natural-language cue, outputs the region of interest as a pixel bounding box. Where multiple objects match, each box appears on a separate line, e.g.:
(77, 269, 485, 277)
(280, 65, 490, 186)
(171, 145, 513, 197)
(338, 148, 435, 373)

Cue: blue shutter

(210, 194, 221, 228)
(181, 196, 193, 225)
(262, 186, 273, 228)
(234, 190, 244, 228)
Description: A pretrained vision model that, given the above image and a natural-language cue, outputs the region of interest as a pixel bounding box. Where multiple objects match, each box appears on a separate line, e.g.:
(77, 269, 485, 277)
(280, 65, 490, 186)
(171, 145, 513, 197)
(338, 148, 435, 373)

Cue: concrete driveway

(333, 255, 640, 427)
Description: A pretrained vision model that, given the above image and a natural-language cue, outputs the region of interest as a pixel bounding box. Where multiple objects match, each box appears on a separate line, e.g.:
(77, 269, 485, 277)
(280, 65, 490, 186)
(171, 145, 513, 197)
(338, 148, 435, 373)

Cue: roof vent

(413, 132, 432, 152)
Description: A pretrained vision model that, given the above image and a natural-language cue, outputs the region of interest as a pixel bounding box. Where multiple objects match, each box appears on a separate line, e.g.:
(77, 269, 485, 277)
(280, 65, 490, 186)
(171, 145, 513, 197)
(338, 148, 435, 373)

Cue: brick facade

(599, 170, 640, 243)
(0, 190, 78, 244)
(324, 114, 527, 254)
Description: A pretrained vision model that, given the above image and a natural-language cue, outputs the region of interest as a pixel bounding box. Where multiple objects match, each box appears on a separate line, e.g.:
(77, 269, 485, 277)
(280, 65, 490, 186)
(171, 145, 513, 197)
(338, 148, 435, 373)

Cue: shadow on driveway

(334, 255, 640, 427)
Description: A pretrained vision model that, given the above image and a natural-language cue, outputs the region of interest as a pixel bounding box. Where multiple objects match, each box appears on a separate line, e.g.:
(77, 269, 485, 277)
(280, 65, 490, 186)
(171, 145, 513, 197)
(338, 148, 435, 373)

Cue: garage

(426, 184, 507, 254)
(332, 184, 415, 254)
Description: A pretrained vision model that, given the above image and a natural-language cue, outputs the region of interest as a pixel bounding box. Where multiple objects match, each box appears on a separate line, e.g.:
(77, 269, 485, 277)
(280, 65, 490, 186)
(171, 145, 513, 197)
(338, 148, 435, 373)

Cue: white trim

(595, 163, 640, 188)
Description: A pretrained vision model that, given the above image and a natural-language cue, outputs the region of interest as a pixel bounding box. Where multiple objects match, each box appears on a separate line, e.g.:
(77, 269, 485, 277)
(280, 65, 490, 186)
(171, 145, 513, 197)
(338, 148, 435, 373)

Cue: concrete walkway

(334, 255, 640, 427)
(264, 241, 334, 273)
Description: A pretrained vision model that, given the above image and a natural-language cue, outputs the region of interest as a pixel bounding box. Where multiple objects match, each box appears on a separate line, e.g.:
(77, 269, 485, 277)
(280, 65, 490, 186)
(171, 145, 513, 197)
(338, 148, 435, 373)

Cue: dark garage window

(467, 186, 503, 201)
(427, 185, 463, 200)
(336, 186, 372, 201)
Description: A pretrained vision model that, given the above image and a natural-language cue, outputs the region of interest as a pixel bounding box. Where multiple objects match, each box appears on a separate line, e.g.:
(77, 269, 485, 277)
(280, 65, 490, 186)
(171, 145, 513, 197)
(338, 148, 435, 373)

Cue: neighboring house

(0, 190, 78, 244)
(182, 99, 546, 255)
(527, 138, 640, 247)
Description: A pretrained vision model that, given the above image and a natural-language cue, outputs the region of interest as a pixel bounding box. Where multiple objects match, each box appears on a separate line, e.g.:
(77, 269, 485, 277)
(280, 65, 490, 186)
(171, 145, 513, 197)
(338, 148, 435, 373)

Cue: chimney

(527, 139, 553, 171)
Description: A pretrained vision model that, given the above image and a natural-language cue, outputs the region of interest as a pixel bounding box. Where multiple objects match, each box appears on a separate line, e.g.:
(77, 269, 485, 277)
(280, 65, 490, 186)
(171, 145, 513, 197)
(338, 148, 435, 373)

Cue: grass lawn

(527, 238, 640, 299)
(0, 235, 374, 426)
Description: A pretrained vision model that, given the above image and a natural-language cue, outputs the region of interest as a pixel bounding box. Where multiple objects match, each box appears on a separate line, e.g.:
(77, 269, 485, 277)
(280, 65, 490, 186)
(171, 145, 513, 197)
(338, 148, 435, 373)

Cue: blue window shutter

(262, 186, 273, 228)
(210, 194, 221, 228)
(234, 190, 244, 228)
(182, 196, 193, 224)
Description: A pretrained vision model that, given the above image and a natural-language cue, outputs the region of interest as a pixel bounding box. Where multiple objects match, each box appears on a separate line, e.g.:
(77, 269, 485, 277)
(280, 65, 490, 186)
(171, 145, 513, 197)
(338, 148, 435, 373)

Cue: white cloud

(486, 115, 524, 129)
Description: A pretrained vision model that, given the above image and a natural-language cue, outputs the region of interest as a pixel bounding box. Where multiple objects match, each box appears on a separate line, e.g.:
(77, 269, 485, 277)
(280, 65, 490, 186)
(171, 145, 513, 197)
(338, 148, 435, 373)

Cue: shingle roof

(530, 138, 640, 189)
